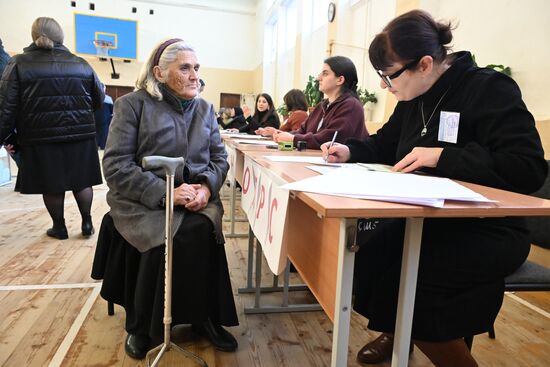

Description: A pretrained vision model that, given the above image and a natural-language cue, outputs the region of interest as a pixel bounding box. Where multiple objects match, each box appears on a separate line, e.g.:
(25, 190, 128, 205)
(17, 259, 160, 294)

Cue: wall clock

(328, 2, 336, 23)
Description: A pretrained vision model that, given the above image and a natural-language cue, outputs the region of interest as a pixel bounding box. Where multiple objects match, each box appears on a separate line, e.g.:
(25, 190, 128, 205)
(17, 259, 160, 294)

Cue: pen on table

(325, 131, 338, 163)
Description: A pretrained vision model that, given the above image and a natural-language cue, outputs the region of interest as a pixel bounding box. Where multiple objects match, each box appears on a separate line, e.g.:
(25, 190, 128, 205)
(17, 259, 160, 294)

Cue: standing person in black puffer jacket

(0, 17, 104, 240)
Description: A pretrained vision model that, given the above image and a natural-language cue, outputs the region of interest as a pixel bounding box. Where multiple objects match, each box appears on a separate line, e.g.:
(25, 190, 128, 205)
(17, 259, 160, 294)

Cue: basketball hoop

(93, 39, 113, 59)
(93, 39, 120, 79)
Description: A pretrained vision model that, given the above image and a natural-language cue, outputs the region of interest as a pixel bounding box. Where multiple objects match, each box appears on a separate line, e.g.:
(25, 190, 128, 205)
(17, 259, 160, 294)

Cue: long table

(234, 148, 550, 367)
(223, 138, 325, 313)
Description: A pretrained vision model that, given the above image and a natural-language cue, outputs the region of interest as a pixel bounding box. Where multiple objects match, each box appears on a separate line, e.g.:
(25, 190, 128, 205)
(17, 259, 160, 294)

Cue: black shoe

(125, 333, 150, 360)
(81, 215, 94, 237)
(192, 319, 238, 352)
(46, 225, 68, 240)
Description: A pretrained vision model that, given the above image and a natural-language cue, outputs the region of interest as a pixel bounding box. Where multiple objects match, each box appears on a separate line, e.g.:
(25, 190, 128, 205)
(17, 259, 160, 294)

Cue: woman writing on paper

(273, 56, 368, 149)
(322, 10, 546, 366)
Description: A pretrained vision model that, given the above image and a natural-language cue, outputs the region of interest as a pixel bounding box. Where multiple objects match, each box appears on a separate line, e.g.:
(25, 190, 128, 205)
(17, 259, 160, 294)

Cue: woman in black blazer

(239, 93, 280, 134)
(322, 10, 546, 367)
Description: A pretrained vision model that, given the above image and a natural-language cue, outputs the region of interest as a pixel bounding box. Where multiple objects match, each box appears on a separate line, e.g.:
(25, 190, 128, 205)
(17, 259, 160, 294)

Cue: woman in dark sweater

(238, 93, 280, 134)
(322, 10, 546, 367)
(219, 106, 247, 130)
(274, 56, 368, 149)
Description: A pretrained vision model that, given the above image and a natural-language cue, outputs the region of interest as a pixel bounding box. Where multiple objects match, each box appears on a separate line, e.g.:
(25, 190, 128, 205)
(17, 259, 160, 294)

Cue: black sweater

(239, 110, 280, 134)
(347, 51, 547, 195)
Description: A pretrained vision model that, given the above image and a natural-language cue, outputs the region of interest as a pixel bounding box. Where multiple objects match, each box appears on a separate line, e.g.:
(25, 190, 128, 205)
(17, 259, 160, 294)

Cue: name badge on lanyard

(438, 111, 460, 144)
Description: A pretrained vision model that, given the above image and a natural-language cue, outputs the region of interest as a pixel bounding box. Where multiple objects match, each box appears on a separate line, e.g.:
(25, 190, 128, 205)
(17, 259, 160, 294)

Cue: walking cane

(142, 156, 208, 367)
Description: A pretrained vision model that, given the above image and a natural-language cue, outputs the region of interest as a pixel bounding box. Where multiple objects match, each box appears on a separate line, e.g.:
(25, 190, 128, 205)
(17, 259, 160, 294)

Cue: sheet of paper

(281, 168, 492, 207)
(326, 192, 445, 208)
(265, 155, 342, 166)
(232, 139, 278, 146)
(306, 164, 363, 175)
(305, 165, 339, 175)
(224, 133, 270, 140)
(356, 163, 395, 173)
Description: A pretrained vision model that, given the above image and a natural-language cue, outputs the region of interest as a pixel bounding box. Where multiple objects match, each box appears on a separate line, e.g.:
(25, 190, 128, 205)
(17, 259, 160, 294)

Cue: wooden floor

(1, 162, 550, 366)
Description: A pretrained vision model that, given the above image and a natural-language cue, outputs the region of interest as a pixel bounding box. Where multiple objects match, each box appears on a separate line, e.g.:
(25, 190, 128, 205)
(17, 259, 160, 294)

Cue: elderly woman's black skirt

(91, 212, 238, 340)
(353, 217, 530, 342)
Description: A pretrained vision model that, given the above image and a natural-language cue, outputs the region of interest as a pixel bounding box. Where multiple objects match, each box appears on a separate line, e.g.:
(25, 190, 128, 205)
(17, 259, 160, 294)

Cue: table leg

(391, 217, 424, 367)
(225, 177, 248, 238)
(330, 218, 357, 367)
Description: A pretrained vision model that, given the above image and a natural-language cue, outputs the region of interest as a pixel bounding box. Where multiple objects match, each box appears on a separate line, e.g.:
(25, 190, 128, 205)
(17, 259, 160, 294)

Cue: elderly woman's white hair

(32, 17, 64, 49)
(136, 39, 195, 101)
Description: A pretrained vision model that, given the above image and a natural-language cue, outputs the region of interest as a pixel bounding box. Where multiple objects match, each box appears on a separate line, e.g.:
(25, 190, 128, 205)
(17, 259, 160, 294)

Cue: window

(301, 0, 329, 35)
(312, 0, 330, 31)
(264, 18, 278, 65)
(282, 0, 297, 52)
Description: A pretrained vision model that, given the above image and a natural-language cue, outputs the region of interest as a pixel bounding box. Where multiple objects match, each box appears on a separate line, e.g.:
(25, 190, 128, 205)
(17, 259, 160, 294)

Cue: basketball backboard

(74, 13, 137, 60)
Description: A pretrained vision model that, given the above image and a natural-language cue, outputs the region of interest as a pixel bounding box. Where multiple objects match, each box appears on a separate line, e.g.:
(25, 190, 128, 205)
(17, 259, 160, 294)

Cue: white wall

(0, 0, 256, 70)
(2, 0, 549, 120)
(299, 26, 329, 92)
(255, 0, 550, 122)
(421, 0, 550, 120)
(334, 0, 396, 122)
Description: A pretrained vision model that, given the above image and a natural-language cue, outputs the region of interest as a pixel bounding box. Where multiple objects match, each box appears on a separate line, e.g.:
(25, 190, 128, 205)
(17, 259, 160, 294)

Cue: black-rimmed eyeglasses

(376, 58, 421, 88)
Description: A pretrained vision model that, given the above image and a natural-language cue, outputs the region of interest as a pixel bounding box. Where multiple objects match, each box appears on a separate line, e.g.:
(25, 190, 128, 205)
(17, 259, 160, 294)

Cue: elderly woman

(0, 17, 103, 239)
(92, 39, 238, 359)
(323, 10, 546, 366)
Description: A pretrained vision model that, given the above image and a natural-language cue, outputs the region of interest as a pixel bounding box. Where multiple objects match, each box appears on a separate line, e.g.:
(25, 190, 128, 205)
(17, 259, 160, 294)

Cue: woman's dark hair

(233, 106, 243, 116)
(283, 89, 308, 112)
(254, 93, 278, 123)
(324, 56, 359, 100)
(369, 9, 454, 70)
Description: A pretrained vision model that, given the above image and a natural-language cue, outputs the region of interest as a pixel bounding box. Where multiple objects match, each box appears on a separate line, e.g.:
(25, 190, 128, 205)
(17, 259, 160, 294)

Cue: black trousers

(353, 217, 530, 342)
(92, 212, 238, 340)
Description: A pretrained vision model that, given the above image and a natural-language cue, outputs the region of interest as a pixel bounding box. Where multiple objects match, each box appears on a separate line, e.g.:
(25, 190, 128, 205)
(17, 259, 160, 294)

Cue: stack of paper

(232, 139, 278, 146)
(227, 134, 270, 140)
(265, 155, 341, 165)
(281, 167, 492, 208)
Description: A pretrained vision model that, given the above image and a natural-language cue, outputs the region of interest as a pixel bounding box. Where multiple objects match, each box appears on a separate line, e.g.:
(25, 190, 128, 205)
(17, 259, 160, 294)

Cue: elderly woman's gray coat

(102, 88, 228, 252)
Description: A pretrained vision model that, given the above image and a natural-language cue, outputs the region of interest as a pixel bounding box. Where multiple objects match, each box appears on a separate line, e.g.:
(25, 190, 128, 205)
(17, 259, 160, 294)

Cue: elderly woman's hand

(185, 184, 211, 211)
(174, 183, 199, 206)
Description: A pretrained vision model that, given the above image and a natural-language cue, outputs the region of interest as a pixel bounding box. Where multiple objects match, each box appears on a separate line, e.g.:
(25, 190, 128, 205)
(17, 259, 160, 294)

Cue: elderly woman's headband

(153, 38, 183, 67)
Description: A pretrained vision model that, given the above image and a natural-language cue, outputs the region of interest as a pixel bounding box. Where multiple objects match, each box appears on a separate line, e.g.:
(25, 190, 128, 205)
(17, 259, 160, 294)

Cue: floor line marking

(0, 283, 100, 291)
(506, 292, 550, 320)
(48, 284, 101, 367)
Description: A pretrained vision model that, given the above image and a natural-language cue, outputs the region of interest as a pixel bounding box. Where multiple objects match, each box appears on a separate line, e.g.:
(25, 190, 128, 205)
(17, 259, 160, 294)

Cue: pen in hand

(325, 131, 338, 163)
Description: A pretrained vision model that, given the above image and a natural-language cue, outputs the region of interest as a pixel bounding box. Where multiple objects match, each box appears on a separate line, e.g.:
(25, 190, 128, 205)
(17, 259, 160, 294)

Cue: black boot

(125, 333, 150, 359)
(81, 214, 94, 237)
(192, 319, 238, 352)
(46, 219, 68, 240)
